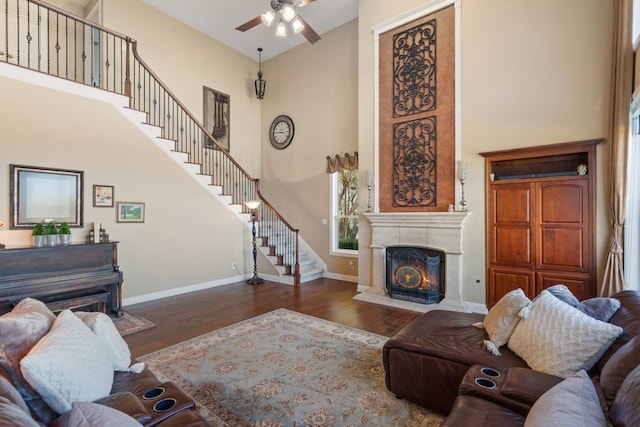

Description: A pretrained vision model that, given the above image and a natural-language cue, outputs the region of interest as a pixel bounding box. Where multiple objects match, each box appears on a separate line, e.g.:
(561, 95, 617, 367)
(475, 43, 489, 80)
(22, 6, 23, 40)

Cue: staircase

(0, 0, 325, 285)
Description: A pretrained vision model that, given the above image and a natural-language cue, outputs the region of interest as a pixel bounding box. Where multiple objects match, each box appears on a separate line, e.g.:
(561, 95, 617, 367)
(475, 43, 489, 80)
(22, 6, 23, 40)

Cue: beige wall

(358, 0, 613, 304)
(259, 20, 359, 278)
(102, 0, 262, 177)
(0, 0, 615, 306)
(0, 75, 255, 299)
(0, 0, 266, 301)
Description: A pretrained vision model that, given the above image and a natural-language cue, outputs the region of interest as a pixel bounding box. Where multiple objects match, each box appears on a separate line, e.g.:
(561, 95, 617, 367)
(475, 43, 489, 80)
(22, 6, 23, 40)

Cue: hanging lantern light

(254, 48, 266, 100)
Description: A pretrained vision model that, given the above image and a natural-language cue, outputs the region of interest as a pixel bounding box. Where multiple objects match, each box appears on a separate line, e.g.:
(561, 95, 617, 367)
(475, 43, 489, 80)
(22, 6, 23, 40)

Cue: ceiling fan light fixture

(291, 17, 304, 34)
(275, 20, 287, 37)
(281, 5, 296, 22)
(261, 10, 275, 27)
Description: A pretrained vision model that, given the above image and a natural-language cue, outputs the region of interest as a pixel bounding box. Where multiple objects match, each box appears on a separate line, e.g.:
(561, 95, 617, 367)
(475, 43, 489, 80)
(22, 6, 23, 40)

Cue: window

(330, 170, 358, 255)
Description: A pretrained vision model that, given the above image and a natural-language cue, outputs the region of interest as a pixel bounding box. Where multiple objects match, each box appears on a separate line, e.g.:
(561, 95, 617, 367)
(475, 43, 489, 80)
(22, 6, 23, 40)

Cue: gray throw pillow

(64, 402, 142, 427)
(545, 284, 620, 321)
(0, 396, 40, 427)
(524, 370, 606, 427)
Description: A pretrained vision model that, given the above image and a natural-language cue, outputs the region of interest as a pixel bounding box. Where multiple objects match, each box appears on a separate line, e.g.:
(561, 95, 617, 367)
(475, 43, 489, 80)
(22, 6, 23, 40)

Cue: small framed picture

(93, 185, 114, 207)
(116, 202, 145, 223)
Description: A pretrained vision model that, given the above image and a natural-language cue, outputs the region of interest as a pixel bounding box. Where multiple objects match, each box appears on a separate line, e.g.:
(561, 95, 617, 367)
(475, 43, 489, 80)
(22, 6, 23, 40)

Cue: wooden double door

(487, 178, 594, 306)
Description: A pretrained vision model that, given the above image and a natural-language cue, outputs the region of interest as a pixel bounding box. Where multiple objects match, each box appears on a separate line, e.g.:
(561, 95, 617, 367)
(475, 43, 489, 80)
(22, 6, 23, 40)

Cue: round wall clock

(269, 115, 295, 150)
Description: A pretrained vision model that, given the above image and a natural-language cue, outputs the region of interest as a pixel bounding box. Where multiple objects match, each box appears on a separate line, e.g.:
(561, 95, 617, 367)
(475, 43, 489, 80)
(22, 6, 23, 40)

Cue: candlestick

(457, 160, 468, 211)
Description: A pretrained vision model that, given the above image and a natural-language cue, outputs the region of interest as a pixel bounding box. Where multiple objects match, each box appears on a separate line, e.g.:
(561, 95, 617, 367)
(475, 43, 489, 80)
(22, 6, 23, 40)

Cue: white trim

(372, 0, 462, 212)
(323, 272, 358, 283)
(122, 277, 237, 307)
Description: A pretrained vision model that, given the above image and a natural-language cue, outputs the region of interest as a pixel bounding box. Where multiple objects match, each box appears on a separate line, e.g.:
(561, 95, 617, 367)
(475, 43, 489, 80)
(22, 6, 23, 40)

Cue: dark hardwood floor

(124, 278, 421, 358)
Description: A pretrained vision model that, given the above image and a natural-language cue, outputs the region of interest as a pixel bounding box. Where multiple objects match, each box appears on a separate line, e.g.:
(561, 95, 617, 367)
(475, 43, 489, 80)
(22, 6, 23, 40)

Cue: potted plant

(58, 222, 71, 245)
(32, 223, 45, 247)
(44, 221, 58, 246)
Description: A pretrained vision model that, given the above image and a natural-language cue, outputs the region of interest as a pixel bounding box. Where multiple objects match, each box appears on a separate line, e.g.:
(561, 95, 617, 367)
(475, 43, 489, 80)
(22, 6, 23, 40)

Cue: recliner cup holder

(153, 398, 177, 413)
(480, 367, 501, 378)
(142, 387, 165, 400)
(475, 378, 497, 389)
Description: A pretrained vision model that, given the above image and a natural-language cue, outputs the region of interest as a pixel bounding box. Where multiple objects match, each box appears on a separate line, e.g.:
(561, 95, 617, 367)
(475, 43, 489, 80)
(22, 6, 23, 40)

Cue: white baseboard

(122, 276, 237, 307)
(323, 272, 358, 283)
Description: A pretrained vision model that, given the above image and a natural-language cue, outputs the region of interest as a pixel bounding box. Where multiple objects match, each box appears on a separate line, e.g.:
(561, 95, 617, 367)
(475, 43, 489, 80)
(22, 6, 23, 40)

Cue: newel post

(124, 38, 132, 104)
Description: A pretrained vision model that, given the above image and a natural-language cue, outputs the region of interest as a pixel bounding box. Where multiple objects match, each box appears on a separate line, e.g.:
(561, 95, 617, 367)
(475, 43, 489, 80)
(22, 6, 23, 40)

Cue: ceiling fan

(235, 0, 321, 45)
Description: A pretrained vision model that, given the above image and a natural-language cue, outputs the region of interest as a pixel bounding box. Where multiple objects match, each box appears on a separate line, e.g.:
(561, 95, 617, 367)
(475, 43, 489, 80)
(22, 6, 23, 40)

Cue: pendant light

(254, 48, 266, 100)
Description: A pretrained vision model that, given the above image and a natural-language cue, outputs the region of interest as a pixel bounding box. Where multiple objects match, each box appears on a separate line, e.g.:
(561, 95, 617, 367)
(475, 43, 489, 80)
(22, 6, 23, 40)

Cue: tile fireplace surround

(356, 212, 471, 313)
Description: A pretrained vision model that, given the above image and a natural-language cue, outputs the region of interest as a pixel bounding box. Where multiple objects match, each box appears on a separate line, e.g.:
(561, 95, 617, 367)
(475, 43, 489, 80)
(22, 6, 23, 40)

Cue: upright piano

(0, 242, 123, 316)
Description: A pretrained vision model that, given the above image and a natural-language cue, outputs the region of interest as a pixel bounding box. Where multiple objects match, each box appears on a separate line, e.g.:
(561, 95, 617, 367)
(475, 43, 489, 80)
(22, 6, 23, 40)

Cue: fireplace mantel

(357, 211, 471, 313)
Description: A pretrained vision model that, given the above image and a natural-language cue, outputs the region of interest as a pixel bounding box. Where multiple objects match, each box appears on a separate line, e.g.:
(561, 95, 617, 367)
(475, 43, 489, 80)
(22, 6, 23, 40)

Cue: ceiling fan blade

(235, 16, 262, 32)
(296, 15, 321, 44)
(297, 0, 317, 6)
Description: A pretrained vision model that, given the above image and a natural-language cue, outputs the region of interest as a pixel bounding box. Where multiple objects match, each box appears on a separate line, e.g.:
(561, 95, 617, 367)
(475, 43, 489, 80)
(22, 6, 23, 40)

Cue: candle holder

(457, 160, 468, 212)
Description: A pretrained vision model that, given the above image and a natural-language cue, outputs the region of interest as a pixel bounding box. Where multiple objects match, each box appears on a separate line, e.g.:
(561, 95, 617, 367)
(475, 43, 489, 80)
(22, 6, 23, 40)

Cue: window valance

(326, 152, 358, 173)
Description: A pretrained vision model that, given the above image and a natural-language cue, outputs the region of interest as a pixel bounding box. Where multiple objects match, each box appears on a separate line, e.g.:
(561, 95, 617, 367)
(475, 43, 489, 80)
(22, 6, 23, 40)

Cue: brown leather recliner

(383, 290, 640, 419)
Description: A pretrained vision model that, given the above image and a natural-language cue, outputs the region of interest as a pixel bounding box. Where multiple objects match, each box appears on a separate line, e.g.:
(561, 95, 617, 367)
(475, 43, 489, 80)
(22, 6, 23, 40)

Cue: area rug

(139, 309, 444, 427)
(113, 311, 156, 336)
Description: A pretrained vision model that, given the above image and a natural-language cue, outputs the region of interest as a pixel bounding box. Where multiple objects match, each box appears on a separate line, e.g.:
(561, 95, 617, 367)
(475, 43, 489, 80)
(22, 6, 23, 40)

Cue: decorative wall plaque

(392, 19, 437, 118)
(392, 117, 437, 207)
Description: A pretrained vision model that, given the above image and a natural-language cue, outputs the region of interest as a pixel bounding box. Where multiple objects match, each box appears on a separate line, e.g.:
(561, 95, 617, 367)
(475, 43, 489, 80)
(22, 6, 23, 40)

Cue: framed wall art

(93, 184, 114, 207)
(203, 86, 230, 151)
(116, 202, 145, 223)
(10, 164, 83, 228)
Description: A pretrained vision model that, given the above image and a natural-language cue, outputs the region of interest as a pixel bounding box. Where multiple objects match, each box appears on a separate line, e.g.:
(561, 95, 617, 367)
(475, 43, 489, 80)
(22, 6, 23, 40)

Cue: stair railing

(1, 0, 300, 285)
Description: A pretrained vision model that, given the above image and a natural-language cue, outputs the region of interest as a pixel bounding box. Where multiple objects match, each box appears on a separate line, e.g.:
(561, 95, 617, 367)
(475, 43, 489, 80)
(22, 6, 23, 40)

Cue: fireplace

(385, 246, 444, 304)
(358, 212, 471, 313)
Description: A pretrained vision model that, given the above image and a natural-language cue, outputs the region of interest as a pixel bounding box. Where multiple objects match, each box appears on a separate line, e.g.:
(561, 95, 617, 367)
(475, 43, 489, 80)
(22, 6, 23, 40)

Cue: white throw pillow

(75, 312, 132, 372)
(508, 291, 623, 378)
(524, 370, 606, 427)
(481, 288, 532, 347)
(20, 310, 114, 414)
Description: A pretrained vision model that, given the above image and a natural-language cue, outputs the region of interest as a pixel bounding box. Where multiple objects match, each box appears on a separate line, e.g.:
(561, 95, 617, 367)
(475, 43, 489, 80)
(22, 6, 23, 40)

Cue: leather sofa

(0, 364, 211, 426)
(383, 290, 640, 425)
(0, 298, 212, 427)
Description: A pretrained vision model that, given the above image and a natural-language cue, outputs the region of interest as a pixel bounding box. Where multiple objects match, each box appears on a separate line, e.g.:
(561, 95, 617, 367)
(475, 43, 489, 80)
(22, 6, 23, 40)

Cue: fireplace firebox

(385, 246, 444, 304)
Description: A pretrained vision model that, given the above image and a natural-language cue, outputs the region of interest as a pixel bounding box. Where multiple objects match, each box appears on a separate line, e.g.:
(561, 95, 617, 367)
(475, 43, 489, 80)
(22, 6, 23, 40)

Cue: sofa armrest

(92, 391, 152, 424)
(501, 367, 563, 406)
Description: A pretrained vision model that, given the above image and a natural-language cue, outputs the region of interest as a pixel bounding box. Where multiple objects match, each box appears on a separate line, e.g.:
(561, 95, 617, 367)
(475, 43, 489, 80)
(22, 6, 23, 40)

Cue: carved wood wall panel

(378, 5, 455, 212)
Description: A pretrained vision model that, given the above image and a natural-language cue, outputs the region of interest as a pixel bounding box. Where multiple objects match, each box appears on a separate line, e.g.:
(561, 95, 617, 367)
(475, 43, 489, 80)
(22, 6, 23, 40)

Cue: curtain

(600, 0, 632, 296)
(326, 152, 358, 173)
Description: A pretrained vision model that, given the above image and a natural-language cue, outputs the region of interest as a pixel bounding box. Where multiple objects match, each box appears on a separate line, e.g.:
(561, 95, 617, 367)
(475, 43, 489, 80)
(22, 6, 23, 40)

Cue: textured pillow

(75, 312, 132, 372)
(0, 298, 56, 387)
(475, 288, 531, 354)
(524, 370, 606, 427)
(0, 375, 31, 415)
(0, 298, 57, 418)
(545, 284, 620, 321)
(0, 396, 41, 427)
(508, 290, 623, 378)
(62, 401, 142, 427)
(20, 310, 114, 414)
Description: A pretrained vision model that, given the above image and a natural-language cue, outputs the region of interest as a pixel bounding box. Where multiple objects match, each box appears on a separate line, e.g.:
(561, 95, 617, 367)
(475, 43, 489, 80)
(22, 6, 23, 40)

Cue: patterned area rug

(139, 309, 444, 426)
(113, 311, 156, 337)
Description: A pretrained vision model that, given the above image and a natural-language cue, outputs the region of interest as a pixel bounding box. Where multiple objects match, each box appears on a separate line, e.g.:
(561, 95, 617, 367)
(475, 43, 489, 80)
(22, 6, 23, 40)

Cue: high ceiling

(139, 0, 359, 61)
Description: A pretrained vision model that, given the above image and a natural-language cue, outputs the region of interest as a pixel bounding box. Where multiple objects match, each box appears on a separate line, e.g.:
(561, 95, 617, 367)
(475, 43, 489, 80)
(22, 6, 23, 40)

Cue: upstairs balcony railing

(1, 0, 300, 284)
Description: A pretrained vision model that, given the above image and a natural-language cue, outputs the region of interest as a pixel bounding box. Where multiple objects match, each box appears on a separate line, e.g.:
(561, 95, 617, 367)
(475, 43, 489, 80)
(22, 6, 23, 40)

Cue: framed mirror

(10, 164, 84, 228)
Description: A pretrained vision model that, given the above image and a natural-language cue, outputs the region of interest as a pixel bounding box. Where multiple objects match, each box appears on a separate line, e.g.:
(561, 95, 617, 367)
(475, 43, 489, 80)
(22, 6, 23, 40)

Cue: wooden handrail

(128, 41, 256, 181)
(4, 0, 302, 285)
